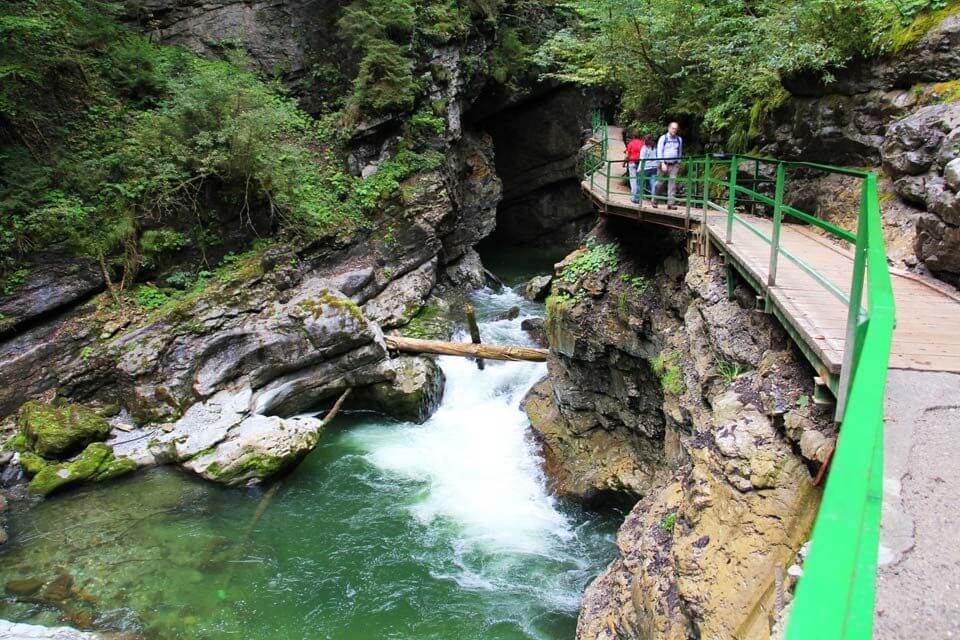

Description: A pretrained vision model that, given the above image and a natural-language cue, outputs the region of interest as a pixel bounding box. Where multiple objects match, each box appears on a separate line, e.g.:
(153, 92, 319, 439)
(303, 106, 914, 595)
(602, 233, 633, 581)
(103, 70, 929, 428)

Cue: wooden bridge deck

(584, 126, 960, 377)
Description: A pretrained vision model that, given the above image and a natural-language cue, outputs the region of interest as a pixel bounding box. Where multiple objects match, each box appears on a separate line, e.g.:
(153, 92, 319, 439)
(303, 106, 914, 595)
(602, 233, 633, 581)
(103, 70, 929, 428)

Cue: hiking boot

(668, 204, 677, 210)
(631, 197, 640, 204)
(651, 201, 658, 208)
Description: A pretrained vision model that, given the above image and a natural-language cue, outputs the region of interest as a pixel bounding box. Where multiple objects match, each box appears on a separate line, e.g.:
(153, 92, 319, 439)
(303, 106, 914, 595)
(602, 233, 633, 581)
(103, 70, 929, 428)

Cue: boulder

(350, 356, 445, 423)
(17, 400, 111, 459)
(520, 317, 547, 346)
(183, 414, 325, 486)
(522, 275, 552, 301)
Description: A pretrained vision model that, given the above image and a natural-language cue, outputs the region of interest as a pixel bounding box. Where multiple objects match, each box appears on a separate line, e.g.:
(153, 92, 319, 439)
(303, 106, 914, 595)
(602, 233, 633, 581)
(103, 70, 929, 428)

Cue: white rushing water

(345, 287, 601, 613)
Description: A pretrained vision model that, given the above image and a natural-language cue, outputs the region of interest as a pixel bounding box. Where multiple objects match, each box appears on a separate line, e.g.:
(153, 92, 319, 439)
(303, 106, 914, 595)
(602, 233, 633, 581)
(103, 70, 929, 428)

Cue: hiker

(653, 122, 683, 209)
(624, 131, 645, 204)
(640, 134, 657, 200)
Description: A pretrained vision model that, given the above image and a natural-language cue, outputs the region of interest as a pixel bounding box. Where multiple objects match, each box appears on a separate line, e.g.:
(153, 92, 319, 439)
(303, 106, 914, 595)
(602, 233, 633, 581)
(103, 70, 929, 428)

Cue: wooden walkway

(583, 126, 960, 378)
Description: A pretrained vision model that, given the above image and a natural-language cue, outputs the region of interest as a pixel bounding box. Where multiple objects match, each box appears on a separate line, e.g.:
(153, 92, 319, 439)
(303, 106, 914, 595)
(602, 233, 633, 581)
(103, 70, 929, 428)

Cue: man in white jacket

(653, 122, 682, 209)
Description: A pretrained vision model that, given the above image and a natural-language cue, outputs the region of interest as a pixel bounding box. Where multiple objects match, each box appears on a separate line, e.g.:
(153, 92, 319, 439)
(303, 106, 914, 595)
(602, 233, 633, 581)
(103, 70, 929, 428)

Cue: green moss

(3, 433, 28, 452)
(19, 452, 48, 476)
(651, 351, 685, 396)
(28, 442, 136, 496)
(889, 1, 960, 51)
(17, 399, 112, 459)
(297, 288, 366, 324)
(205, 453, 289, 483)
(402, 303, 451, 339)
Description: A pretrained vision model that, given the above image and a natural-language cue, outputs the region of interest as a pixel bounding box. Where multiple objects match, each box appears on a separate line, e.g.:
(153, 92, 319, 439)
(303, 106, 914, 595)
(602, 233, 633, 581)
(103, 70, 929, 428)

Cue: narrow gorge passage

(0, 284, 618, 640)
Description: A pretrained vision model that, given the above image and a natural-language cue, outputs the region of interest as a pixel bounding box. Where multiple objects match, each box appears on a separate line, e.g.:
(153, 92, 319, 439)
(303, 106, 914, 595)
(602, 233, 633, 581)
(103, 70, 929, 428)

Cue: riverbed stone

(17, 400, 111, 459)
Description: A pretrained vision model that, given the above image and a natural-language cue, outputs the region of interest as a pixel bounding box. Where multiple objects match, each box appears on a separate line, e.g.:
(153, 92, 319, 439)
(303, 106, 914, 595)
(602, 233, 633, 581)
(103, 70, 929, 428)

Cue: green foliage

(660, 512, 677, 532)
(561, 238, 619, 283)
(716, 358, 746, 383)
(134, 284, 175, 309)
(651, 350, 684, 396)
(139, 228, 187, 267)
(536, 0, 921, 148)
(620, 272, 648, 292)
(2, 268, 29, 296)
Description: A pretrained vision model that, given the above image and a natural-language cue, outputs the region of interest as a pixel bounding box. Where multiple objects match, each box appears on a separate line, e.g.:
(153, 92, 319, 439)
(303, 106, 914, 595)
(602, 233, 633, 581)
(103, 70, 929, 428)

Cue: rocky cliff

(526, 218, 836, 638)
(761, 13, 960, 284)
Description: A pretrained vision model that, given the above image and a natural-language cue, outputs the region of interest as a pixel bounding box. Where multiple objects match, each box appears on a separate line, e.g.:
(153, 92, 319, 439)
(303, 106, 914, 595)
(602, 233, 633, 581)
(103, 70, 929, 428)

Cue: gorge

(1, 1, 959, 639)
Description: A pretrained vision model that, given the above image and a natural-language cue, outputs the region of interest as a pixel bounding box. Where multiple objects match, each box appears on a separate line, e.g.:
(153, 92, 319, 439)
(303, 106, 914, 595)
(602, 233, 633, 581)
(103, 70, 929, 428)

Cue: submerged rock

(17, 400, 111, 459)
(24, 442, 137, 496)
(350, 356, 445, 423)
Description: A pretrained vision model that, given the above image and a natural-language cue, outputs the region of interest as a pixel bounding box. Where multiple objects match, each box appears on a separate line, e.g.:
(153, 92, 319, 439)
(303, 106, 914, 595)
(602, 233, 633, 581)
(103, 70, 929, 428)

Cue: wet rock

(183, 414, 325, 486)
(0, 619, 102, 638)
(483, 86, 599, 246)
(17, 400, 111, 459)
(522, 275, 552, 302)
(494, 306, 520, 321)
(520, 317, 547, 346)
(442, 248, 484, 290)
(350, 357, 445, 424)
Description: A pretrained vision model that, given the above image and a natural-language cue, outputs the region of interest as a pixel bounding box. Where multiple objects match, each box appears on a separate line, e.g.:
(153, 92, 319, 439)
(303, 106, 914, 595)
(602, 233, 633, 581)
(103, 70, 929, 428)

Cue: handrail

(585, 119, 896, 640)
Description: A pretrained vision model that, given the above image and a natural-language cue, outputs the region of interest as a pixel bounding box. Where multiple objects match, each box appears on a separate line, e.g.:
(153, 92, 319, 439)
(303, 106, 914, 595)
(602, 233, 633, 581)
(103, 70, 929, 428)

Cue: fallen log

(384, 335, 547, 362)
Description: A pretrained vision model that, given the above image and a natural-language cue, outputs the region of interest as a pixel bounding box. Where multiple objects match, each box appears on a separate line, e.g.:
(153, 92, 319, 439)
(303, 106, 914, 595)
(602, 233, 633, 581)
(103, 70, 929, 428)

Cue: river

(0, 281, 619, 639)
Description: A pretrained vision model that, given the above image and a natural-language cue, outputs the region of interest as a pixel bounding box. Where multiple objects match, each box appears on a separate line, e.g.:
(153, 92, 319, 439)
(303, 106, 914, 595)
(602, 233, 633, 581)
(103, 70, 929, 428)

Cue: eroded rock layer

(526, 219, 835, 639)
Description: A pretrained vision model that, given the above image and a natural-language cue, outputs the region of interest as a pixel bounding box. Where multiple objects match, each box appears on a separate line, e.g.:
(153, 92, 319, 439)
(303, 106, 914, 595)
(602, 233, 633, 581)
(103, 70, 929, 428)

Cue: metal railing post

(835, 176, 872, 420)
(640, 157, 646, 206)
(726, 155, 738, 243)
(767, 162, 786, 287)
(685, 159, 692, 226)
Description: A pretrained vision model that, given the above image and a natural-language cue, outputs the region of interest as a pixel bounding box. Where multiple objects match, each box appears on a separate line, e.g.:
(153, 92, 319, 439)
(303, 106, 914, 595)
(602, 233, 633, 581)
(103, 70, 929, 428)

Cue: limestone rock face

(0, 249, 103, 334)
(481, 86, 600, 247)
(529, 221, 835, 639)
(882, 103, 960, 281)
(761, 14, 960, 165)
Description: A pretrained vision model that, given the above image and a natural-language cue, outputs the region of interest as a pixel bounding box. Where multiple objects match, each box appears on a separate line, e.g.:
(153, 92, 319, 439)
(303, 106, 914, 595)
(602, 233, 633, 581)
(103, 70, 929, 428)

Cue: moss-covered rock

(27, 443, 137, 496)
(17, 400, 111, 459)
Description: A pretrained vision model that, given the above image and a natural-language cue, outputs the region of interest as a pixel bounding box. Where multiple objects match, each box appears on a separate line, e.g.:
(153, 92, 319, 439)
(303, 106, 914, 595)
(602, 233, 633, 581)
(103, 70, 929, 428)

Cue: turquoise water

(0, 287, 618, 639)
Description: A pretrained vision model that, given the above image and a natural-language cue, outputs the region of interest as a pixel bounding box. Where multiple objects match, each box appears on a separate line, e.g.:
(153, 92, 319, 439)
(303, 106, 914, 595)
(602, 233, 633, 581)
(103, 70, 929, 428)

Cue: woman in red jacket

(624, 132, 644, 204)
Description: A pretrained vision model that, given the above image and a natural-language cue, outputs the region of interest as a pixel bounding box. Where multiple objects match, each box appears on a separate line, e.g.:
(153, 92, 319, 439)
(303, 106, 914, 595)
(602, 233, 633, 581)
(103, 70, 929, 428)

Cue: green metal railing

(586, 116, 896, 639)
